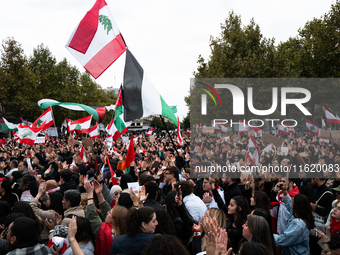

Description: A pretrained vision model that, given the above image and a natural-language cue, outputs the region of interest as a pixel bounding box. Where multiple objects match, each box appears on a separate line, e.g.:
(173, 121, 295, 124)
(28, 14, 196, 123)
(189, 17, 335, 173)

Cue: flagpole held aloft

(159, 115, 180, 158)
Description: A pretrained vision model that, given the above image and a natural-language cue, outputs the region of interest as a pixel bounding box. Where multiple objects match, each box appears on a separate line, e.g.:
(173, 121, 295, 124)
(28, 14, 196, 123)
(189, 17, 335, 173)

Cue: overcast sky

(0, 0, 335, 121)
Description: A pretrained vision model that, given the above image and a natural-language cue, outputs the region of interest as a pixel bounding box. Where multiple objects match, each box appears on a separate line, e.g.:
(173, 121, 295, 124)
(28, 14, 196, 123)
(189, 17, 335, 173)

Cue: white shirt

(183, 193, 207, 221)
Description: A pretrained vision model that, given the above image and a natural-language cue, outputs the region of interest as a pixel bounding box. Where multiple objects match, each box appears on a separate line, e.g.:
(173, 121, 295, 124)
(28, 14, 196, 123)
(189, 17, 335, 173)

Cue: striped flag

(305, 119, 320, 137)
(324, 105, 340, 125)
(245, 135, 259, 166)
(68, 115, 92, 134)
(122, 50, 177, 126)
(239, 120, 260, 135)
(89, 122, 100, 139)
(1, 117, 19, 131)
(66, 0, 126, 79)
(277, 122, 289, 135)
(321, 117, 327, 131)
(177, 117, 183, 146)
(146, 127, 154, 137)
(31, 106, 54, 130)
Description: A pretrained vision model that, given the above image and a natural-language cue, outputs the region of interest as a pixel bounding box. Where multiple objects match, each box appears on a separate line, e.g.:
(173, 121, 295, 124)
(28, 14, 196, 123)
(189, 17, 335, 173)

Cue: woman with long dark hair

(250, 191, 270, 211)
(273, 184, 314, 255)
(242, 215, 274, 254)
(110, 207, 158, 255)
(226, 196, 250, 254)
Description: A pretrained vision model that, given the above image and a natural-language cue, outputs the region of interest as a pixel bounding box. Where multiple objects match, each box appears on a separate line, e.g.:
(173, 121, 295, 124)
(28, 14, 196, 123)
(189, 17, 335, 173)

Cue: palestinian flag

(89, 122, 101, 139)
(68, 115, 92, 134)
(305, 119, 320, 136)
(321, 117, 327, 131)
(245, 135, 258, 166)
(124, 136, 136, 173)
(177, 117, 183, 146)
(31, 106, 54, 130)
(66, 0, 126, 79)
(1, 117, 19, 131)
(106, 154, 118, 185)
(324, 105, 340, 125)
(239, 120, 259, 134)
(109, 86, 131, 140)
(122, 50, 178, 126)
(17, 122, 46, 146)
(146, 127, 153, 137)
(277, 122, 289, 135)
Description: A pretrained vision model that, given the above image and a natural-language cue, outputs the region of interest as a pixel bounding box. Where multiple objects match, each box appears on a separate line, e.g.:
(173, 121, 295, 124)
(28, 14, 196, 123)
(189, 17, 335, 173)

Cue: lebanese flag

(305, 119, 320, 136)
(239, 120, 259, 134)
(79, 146, 87, 163)
(89, 122, 100, 139)
(324, 106, 340, 125)
(277, 122, 289, 135)
(68, 115, 92, 134)
(202, 125, 207, 135)
(124, 136, 137, 173)
(66, 0, 126, 79)
(0, 138, 6, 145)
(146, 127, 154, 137)
(245, 135, 259, 166)
(288, 127, 295, 134)
(122, 50, 178, 126)
(321, 117, 327, 131)
(177, 117, 183, 146)
(1, 117, 19, 131)
(185, 129, 191, 134)
(31, 106, 54, 130)
(17, 122, 46, 146)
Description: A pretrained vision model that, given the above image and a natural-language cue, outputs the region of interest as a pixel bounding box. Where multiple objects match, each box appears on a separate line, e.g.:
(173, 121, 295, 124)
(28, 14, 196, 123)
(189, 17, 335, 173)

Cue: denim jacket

(274, 195, 310, 255)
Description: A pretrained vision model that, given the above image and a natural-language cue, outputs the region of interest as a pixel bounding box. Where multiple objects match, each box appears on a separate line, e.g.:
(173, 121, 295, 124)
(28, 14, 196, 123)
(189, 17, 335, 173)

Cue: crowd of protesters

(1, 129, 340, 255)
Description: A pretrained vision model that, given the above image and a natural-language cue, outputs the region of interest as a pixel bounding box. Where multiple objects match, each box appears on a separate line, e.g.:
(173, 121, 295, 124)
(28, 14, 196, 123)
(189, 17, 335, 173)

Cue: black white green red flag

(66, 0, 126, 79)
(122, 50, 178, 126)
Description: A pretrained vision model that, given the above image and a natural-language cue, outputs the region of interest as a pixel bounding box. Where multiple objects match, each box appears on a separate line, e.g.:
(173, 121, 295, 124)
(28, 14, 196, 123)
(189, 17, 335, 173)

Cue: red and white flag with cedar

(177, 116, 183, 146)
(323, 105, 340, 125)
(66, 0, 126, 79)
(17, 122, 46, 146)
(277, 122, 289, 135)
(305, 119, 320, 137)
(146, 127, 153, 137)
(68, 115, 92, 134)
(79, 146, 87, 163)
(245, 135, 259, 166)
(31, 106, 54, 131)
(89, 122, 100, 139)
(238, 120, 259, 134)
(321, 117, 327, 131)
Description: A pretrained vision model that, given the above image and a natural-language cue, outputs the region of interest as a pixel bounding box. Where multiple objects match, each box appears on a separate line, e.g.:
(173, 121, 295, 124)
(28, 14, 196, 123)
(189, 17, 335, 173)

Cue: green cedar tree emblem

(75, 124, 81, 130)
(97, 128, 100, 133)
(22, 131, 33, 138)
(248, 147, 255, 155)
(284, 127, 287, 131)
(99, 15, 113, 35)
(37, 119, 43, 127)
(310, 126, 315, 131)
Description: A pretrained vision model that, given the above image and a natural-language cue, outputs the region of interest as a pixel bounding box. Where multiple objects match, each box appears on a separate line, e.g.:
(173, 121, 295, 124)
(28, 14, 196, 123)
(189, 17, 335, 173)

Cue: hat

(54, 225, 68, 238)
(333, 185, 340, 192)
(110, 185, 122, 196)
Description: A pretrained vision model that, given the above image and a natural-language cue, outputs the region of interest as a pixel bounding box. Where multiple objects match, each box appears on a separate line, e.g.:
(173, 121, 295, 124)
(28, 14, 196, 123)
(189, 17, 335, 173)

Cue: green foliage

(0, 37, 117, 127)
(99, 15, 113, 35)
(150, 116, 176, 130)
(189, 2, 340, 123)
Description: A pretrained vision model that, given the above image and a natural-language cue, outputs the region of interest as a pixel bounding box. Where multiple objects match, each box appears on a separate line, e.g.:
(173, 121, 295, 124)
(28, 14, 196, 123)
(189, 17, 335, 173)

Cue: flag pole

(159, 115, 180, 158)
